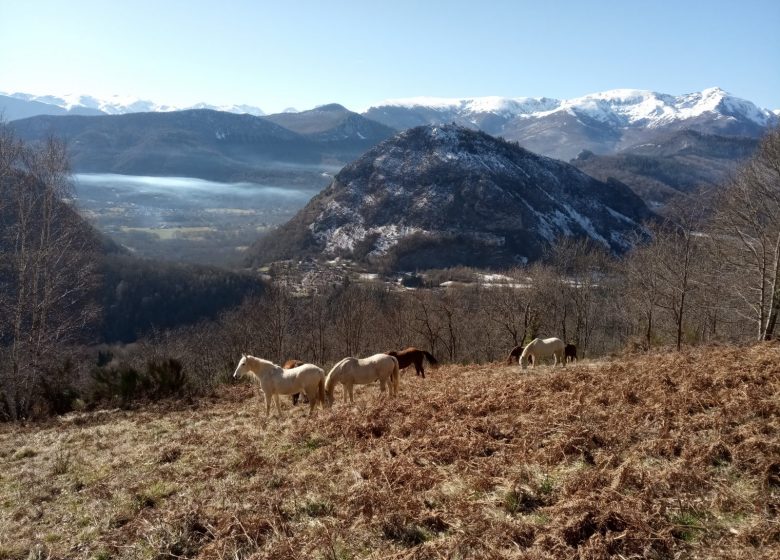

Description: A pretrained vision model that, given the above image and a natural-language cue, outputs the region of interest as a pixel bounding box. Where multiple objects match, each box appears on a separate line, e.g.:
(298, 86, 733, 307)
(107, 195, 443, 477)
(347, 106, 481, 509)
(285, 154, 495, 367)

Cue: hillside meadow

(0, 344, 778, 559)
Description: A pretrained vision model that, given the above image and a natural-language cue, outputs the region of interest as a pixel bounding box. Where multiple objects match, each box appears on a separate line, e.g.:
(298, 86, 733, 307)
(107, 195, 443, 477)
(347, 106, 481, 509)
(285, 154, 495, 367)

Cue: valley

(73, 173, 327, 265)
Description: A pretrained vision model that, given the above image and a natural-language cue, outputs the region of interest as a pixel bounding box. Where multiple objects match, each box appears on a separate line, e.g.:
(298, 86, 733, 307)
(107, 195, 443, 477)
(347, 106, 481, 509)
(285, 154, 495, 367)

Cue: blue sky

(1, 0, 778, 113)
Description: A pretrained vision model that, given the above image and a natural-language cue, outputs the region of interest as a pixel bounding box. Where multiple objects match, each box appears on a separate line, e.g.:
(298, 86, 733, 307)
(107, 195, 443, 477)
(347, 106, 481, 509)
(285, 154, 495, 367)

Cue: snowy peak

(369, 95, 560, 116)
(365, 88, 777, 161)
(0, 91, 265, 117)
(369, 87, 775, 129)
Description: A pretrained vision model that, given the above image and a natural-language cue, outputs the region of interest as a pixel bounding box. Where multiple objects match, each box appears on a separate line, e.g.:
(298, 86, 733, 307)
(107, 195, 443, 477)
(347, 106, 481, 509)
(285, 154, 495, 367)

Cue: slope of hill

(572, 130, 760, 208)
(248, 124, 653, 269)
(264, 103, 396, 159)
(365, 88, 778, 160)
(9, 110, 323, 182)
(0, 166, 266, 343)
(1, 345, 777, 558)
(9, 109, 394, 183)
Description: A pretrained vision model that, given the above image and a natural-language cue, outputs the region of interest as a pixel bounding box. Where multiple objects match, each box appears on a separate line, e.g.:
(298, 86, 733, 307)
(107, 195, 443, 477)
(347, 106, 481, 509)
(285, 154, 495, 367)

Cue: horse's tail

(422, 350, 439, 368)
(317, 376, 326, 408)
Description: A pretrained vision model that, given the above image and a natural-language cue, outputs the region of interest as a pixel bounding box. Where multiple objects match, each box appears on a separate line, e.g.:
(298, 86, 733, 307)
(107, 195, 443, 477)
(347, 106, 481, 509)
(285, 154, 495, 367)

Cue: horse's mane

(245, 355, 275, 367)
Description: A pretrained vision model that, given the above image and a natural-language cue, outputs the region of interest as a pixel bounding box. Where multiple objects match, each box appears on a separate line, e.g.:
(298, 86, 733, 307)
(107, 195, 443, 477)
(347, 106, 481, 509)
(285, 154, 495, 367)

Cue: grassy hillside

(1, 345, 778, 559)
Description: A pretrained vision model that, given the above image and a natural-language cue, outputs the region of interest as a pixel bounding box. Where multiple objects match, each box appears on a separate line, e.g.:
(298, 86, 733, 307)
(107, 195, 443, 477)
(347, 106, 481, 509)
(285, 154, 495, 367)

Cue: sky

(1, 0, 779, 113)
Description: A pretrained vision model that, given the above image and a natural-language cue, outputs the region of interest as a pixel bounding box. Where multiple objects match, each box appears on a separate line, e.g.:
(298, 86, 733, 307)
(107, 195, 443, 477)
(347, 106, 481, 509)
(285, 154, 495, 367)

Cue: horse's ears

(242, 353, 246, 358)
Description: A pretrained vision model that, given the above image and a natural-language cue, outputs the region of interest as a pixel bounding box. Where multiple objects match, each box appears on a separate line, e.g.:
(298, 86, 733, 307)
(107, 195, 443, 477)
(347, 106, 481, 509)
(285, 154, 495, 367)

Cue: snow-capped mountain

(0, 91, 265, 118)
(367, 88, 776, 130)
(248, 124, 653, 269)
(365, 88, 778, 160)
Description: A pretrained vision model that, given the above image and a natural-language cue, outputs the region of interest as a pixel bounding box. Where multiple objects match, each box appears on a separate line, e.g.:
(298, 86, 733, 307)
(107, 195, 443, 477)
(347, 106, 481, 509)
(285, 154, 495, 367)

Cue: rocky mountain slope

(248, 124, 654, 270)
(365, 88, 777, 160)
(571, 130, 760, 208)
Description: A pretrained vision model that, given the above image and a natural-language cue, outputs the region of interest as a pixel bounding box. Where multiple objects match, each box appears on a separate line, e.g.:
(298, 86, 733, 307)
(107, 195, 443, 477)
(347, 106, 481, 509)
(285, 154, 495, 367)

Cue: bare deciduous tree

(0, 130, 100, 419)
(710, 129, 780, 340)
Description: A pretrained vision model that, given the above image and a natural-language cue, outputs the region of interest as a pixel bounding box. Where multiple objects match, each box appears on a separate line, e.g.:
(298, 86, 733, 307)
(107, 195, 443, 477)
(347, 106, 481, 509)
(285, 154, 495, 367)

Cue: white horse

(233, 354, 325, 416)
(519, 337, 566, 369)
(324, 353, 399, 406)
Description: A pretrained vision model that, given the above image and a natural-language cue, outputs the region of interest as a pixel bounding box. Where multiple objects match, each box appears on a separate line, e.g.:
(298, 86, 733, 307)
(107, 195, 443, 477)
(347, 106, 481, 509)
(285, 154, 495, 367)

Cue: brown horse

(283, 359, 307, 405)
(506, 345, 534, 365)
(385, 347, 438, 378)
(565, 344, 578, 363)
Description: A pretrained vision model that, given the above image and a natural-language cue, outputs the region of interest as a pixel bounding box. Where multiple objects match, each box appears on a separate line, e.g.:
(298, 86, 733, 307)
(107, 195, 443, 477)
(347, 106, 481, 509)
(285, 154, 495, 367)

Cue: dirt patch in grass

(0, 343, 778, 558)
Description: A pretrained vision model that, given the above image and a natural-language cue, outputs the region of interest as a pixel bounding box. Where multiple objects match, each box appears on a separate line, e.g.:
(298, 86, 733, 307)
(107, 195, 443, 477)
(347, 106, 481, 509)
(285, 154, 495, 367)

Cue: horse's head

(233, 353, 250, 379)
(324, 390, 335, 408)
(519, 352, 529, 369)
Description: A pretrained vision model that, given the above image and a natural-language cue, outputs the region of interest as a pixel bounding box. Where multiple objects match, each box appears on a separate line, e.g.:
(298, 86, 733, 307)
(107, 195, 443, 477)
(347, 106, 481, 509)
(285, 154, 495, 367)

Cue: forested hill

(0, 137, 266, 344)
(248, 124, 654, 270)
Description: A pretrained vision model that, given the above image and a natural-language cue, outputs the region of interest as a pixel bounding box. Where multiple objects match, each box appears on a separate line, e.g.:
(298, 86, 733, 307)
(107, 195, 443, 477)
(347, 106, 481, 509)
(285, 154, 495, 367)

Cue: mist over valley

(73, 173, 324, 265)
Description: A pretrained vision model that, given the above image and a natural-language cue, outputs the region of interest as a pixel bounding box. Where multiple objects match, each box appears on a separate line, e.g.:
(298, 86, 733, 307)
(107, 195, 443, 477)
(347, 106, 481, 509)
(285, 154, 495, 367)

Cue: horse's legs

(308, 390, 317, 416)
(379, 378, 386, 395)
(347, 383, 354, 404)
(274, 393, 282, 415)
(416, 359, 425, 378)
(264, 393, 272, 417)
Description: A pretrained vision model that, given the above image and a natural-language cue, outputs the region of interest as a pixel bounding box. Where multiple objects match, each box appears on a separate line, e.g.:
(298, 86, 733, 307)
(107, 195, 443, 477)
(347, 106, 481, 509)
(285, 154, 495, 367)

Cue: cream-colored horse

(233, 354, 325, 416)
(519, 337, 566, 369)
(324, 353, 399, 406)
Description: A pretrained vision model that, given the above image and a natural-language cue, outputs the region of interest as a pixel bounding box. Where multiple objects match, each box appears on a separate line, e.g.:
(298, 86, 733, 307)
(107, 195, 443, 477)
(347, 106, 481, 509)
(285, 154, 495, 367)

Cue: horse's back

(359, 353, 396, 367)
(285, 363, 323, 374)
(354, 354, 397, 382)
(279, 363, 323, 385)
(282, 359, 305, 369)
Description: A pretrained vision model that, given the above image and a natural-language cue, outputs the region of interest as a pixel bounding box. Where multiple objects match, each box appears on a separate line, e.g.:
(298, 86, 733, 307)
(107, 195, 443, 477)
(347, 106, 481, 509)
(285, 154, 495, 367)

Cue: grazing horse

(324, 353, 399, 406)
(564, 344, 578, 363)
(506, 345, 534, 366)
(283, 359, 307, 405)
(519, 338, 566, 369)
(233, 354, 325, 416)
(385, 347, 438, 378)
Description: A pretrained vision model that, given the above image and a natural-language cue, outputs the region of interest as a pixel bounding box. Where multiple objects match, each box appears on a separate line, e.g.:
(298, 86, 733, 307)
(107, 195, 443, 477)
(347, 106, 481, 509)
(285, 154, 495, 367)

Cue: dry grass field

(1, 344, 778, 559)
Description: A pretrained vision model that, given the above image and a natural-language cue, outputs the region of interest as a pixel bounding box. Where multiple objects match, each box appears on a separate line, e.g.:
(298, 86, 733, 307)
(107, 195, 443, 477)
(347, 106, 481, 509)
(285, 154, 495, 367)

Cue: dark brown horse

(283, 359, 308, 405)
(565, 344, 578, 363)
(385, 347, 438, 378)
(506, 345, 535, 365)
(506, 345, 524, 365)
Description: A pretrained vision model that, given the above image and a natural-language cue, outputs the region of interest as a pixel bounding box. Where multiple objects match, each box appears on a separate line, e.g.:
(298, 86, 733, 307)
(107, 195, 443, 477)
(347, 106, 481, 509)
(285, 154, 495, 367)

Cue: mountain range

(0, 91, 266, 120)
(4, 87, 776, 213)
(365, 88, 778, 160)
(247, 124, 654, 270)
(9, 105, 394, 184)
